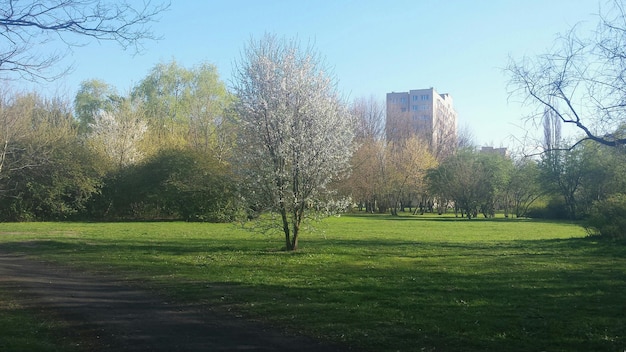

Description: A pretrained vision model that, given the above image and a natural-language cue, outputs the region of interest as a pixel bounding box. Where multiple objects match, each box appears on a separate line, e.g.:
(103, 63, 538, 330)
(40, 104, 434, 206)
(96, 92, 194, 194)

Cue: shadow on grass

(0, 234, 624, 352)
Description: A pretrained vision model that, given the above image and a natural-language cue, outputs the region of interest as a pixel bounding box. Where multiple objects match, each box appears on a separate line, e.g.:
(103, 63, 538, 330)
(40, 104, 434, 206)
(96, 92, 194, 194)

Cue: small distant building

(386, 87, 457, 159)
(480, 146, 509, 158)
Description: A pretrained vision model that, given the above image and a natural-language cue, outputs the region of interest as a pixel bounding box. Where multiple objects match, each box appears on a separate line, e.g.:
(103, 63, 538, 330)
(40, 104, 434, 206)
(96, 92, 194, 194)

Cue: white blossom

(233, 34, 354, 250)
(88, 108, 147, 168)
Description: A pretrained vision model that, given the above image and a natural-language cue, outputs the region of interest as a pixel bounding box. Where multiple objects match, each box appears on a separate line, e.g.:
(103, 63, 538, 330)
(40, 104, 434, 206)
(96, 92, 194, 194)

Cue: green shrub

(89, 148, 238, 222)
(526, 196, 569, 220)
(585, 193, 626, 239)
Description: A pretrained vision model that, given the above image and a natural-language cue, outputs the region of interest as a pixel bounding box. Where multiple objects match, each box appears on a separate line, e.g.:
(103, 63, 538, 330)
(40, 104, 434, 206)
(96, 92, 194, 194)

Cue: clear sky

(20, 0, 602, 149)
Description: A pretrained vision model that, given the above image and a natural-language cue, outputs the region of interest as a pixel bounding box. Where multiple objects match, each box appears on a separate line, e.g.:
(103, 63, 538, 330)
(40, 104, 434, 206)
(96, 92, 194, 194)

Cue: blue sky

(21, 0, 601, 149)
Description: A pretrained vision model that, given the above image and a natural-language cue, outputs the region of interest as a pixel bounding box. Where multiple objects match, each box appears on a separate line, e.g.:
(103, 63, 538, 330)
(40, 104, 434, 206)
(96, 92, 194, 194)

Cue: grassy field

(0, 214, 624, 351)
(0, 292, 83, 352)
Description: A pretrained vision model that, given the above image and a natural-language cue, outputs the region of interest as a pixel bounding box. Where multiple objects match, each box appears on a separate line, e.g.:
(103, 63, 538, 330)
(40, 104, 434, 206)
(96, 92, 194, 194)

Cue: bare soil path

(0, 251, 347, 351)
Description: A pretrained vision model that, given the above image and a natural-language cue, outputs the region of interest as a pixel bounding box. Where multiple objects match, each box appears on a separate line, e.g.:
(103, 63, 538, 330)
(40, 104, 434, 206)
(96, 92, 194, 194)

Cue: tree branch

(0, 0, 170, 81)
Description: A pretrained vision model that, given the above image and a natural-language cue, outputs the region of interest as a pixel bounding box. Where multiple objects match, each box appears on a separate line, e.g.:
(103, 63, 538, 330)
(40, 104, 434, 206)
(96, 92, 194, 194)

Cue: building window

(412, 105, 418, 111)
(419, 105, 428, 111)
(413, 95, 419, 101)
(421, 94, 429, 101)
(400, 97, 406, 103)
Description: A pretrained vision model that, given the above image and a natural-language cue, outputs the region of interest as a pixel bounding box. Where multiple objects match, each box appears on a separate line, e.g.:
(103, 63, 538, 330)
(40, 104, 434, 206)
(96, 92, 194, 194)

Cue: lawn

(0, 292, 83, 352)
(0, 214, 624, 351)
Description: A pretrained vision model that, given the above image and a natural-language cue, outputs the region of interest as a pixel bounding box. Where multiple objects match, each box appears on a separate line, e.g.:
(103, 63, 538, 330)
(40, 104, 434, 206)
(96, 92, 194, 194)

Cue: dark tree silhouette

(508, 0, 626, 150)
(0, 0, 169, 80)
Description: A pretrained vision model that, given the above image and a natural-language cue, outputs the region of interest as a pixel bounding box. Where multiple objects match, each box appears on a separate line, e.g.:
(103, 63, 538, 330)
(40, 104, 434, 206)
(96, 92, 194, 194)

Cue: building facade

(386, 88, 457, 159)
(480, 146, 509, 158)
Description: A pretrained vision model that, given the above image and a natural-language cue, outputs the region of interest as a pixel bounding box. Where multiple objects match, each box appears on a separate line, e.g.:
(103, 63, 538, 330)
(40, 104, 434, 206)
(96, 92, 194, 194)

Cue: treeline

(342, 97, 626, 239)
(0, 60, 237, 221)
(1, 59, 625, 238)
(344, 137, 626, 226)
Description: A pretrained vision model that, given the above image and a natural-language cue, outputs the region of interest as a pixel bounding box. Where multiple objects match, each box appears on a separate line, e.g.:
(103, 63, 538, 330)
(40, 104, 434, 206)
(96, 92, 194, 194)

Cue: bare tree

(350, 95, 385, 141)
(456, 123, 476, 150)
(508, 0, 626, 150)
(432, 105, 457, 160)
(0, 0, 169, 81)
(233, 34, 354, 251)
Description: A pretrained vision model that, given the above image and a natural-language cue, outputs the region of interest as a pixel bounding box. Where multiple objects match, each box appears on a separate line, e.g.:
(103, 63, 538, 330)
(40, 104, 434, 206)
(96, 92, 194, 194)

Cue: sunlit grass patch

(0, 214, 623, 351)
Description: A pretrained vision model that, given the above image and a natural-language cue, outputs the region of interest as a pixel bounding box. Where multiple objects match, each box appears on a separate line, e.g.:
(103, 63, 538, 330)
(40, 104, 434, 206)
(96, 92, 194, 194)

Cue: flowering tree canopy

(232, 34, 354, 250)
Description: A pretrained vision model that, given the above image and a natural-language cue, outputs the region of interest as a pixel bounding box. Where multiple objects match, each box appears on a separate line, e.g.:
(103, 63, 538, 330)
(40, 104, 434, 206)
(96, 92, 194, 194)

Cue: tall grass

(0, 214, 624, 351)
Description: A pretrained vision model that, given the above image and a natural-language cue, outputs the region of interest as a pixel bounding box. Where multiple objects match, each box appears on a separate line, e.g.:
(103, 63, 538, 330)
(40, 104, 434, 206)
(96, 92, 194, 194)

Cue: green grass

(0, 292, 82, 352)
(0, 214, 624, 351)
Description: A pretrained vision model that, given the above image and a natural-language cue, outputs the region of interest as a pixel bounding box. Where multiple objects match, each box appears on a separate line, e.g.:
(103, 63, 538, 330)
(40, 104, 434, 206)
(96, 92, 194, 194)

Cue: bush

(88, 148, 238, 222)
(585, 193, 626, 239)
(0, 139, 104, 221)
(526, 196, 569, 220)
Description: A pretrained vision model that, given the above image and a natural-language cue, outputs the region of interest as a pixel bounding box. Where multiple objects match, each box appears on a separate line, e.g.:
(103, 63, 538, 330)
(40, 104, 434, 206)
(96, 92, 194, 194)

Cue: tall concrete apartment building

(386, 88, 457, 159)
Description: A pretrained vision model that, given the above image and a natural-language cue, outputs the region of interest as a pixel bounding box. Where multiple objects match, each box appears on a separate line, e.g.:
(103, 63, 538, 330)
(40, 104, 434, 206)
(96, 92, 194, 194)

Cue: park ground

(0, 214, 624, 351)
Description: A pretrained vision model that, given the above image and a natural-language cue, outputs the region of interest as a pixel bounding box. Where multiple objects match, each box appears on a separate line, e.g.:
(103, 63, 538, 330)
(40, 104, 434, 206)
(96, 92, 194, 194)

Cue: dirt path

(0, 252, 347, 351)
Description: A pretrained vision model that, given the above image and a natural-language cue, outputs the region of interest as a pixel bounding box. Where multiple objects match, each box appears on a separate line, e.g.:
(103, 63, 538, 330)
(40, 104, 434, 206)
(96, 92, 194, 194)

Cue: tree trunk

(289, 211, 301, 251)
(279, 207, 292, 250)
(290, 230, 299, 251)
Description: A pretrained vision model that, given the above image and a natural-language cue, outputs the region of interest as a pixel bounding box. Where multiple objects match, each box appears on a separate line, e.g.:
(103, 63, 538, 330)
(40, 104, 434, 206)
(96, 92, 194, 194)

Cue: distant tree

(232, 34, 354, 251)
(132, 60, 194, 146)
(545, 140, 626, 219)
(132, 60, 235, 158)
(508, 0, 626, 150)
(351, 95, 385, 141)
(504, 158, 542, 218)
(385, 136, 437, 216)
(456, 123, 476, 150)
(432, 108, 458, 160)
(340, 96, 386, 212)
(0, 0, 169, 81)
(539, 143, 592, 219)
(74, 79, 121, 133)
(87, 99, 147, 169)
(477, 152, 511, 218)
(427, 150, 509, 219)
(543, 104, 562, 151)
(184, 65, 236, 160)
(341, 139, 386, 212)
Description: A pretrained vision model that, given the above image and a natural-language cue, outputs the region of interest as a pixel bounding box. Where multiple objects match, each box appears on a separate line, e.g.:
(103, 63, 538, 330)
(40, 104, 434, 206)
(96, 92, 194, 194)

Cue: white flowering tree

(233, 34, 354, 251)
(88, 102, 147, 168)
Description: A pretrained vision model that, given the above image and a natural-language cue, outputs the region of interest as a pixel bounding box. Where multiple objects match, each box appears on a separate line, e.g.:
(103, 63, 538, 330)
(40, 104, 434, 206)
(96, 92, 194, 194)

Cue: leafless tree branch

(507, 0, 626, 151)
(0, 0, 170, 81)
